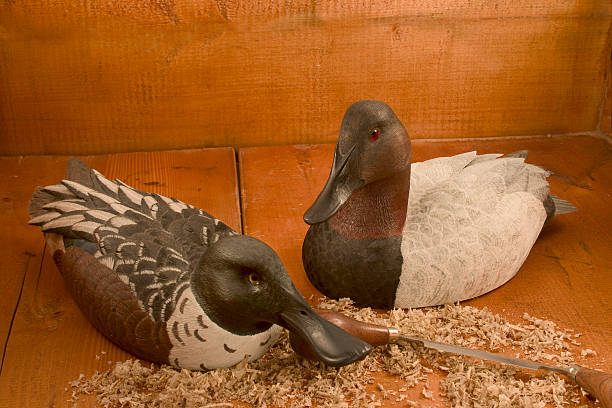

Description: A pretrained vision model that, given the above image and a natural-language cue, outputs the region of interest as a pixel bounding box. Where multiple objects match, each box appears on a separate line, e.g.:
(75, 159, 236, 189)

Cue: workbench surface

(0, 135, 610, 407)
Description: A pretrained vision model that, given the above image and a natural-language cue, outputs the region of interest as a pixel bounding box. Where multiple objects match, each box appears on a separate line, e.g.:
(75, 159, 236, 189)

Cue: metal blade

(398, 335, 570, 376)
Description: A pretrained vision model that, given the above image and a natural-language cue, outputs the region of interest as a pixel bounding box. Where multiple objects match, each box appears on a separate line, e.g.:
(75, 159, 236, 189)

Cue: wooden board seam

(0, 247, 39, 376)
(237, 149, 248, 236)
(229, 147, 244, 235)
(596, 21, 612, 133)
(238, 132, 611, 156)
(599, 23, 612, 134)
(408, 132, 612, 146)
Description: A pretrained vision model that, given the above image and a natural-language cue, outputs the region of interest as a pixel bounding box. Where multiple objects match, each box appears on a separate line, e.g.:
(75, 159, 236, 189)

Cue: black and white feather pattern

(28, 159, 238, 322)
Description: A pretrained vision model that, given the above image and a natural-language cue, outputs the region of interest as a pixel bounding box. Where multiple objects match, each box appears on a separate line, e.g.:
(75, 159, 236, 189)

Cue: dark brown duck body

(54, 244, 172, 364)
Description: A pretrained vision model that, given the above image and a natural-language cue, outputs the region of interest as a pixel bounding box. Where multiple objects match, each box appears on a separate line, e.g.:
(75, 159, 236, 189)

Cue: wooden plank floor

(239, 135, 611, 407)
(0, 148, 241, 408)
(0, 136, 610, 407)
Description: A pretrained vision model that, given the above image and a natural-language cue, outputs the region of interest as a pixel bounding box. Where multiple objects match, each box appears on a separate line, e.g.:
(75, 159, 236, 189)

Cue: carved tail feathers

(550, 195, 578, 215)
(543, 194, 578, 223)
(27, 158, 158, 244)
(503, 151, 578, 220)
(464, 150, 577, 221)
(29, 158, 99, 217)
(502, 152, 577, 220)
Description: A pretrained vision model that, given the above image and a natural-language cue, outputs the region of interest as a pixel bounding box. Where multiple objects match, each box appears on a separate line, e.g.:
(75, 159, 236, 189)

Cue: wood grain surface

(0, 148, 241, 408)
(1, 1, 610, 155)
(239, 135, 612, 407)
(602, 57, 611, 135)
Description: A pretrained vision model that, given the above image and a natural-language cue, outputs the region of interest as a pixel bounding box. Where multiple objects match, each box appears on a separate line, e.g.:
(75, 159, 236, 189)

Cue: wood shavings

(70, 299, 602, 407)
(581, 349, 597, 358)
(440, 359, 573, 407)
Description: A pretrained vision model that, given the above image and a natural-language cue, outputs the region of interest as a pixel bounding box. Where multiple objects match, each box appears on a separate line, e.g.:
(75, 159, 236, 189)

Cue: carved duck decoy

(28, 159, 370, 370)
(302, 100, 577, 309)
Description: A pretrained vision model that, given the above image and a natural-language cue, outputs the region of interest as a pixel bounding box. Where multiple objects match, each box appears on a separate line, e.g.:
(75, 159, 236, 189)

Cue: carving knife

(290, 308, 612, 407)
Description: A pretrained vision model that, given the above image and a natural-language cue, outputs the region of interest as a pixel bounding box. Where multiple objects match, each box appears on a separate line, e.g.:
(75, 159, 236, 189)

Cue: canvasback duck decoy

(302, 100, 577, 309)
(28, 159, 370, 370)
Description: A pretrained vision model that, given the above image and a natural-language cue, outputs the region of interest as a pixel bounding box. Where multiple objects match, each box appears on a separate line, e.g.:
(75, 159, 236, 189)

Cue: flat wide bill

(279, 303, 371, 367)
(303, 144, 363, 225)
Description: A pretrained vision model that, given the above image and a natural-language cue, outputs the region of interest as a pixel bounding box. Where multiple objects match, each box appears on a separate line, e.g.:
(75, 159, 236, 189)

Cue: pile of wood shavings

(69, 299, 601, 408)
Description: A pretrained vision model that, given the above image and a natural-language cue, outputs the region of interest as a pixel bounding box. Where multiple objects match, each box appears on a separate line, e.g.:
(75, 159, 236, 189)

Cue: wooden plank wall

(1, 1, 610, 156)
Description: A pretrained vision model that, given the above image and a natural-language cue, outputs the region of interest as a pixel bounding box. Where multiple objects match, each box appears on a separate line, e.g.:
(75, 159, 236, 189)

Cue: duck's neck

(328, 168, 410, 239)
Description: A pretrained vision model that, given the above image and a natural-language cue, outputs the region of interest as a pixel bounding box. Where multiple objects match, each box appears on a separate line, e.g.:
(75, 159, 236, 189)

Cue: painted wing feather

(28, 159, 238, 322)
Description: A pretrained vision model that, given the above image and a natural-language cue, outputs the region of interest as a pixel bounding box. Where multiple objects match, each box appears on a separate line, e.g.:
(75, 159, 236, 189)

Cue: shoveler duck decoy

(302, 100, 577, 309)
(28, 159, 371, 370)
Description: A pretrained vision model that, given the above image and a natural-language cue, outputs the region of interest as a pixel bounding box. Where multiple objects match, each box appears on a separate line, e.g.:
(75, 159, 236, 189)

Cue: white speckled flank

(395, 153, 548, 308)
(168, 289, 283, 370)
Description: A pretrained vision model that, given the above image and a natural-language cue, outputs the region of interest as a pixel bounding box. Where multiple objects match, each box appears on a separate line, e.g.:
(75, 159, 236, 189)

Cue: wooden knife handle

(573, 365, 612, 408)
(313, 308, 392, 345)
(290, 308, 392, 361)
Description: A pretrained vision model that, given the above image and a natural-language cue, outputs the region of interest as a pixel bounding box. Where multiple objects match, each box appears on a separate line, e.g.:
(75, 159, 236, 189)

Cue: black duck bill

(277, 288, 371, 367)
(303, 143, 363, 225)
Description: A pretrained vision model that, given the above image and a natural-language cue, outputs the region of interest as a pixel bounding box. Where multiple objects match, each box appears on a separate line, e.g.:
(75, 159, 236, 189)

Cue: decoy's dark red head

(304, 100, 411, 224)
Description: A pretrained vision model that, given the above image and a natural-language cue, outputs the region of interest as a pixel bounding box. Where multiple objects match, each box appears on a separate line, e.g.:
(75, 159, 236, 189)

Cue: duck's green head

(190, 235, 371, 367)
(304, 100, 411, 225)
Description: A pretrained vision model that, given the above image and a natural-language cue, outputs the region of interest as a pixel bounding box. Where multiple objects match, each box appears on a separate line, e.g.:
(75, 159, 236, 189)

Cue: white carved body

(395, 152, 549, 307)
(168, 289, 283, 370)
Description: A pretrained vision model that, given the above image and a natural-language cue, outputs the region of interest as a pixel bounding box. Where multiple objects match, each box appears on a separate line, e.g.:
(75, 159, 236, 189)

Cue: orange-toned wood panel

(602, 52, 611, 135)
(239, 135, 611, 407)
(0, 148, 241, 408)
(0, 158, 50, 365)
(0, 1, 610, 155)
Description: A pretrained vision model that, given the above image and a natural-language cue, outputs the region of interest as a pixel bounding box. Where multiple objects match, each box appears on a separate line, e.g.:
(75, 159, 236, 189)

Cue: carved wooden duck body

(303, 101, 576, 309)
(29, 159, 370, 370)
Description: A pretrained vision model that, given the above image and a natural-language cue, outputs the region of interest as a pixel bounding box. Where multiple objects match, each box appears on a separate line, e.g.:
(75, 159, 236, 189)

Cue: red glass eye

(370, 129, 379, 141)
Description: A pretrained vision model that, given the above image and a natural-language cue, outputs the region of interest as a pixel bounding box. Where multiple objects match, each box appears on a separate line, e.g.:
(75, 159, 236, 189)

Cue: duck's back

(395, 152, 551, 307)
